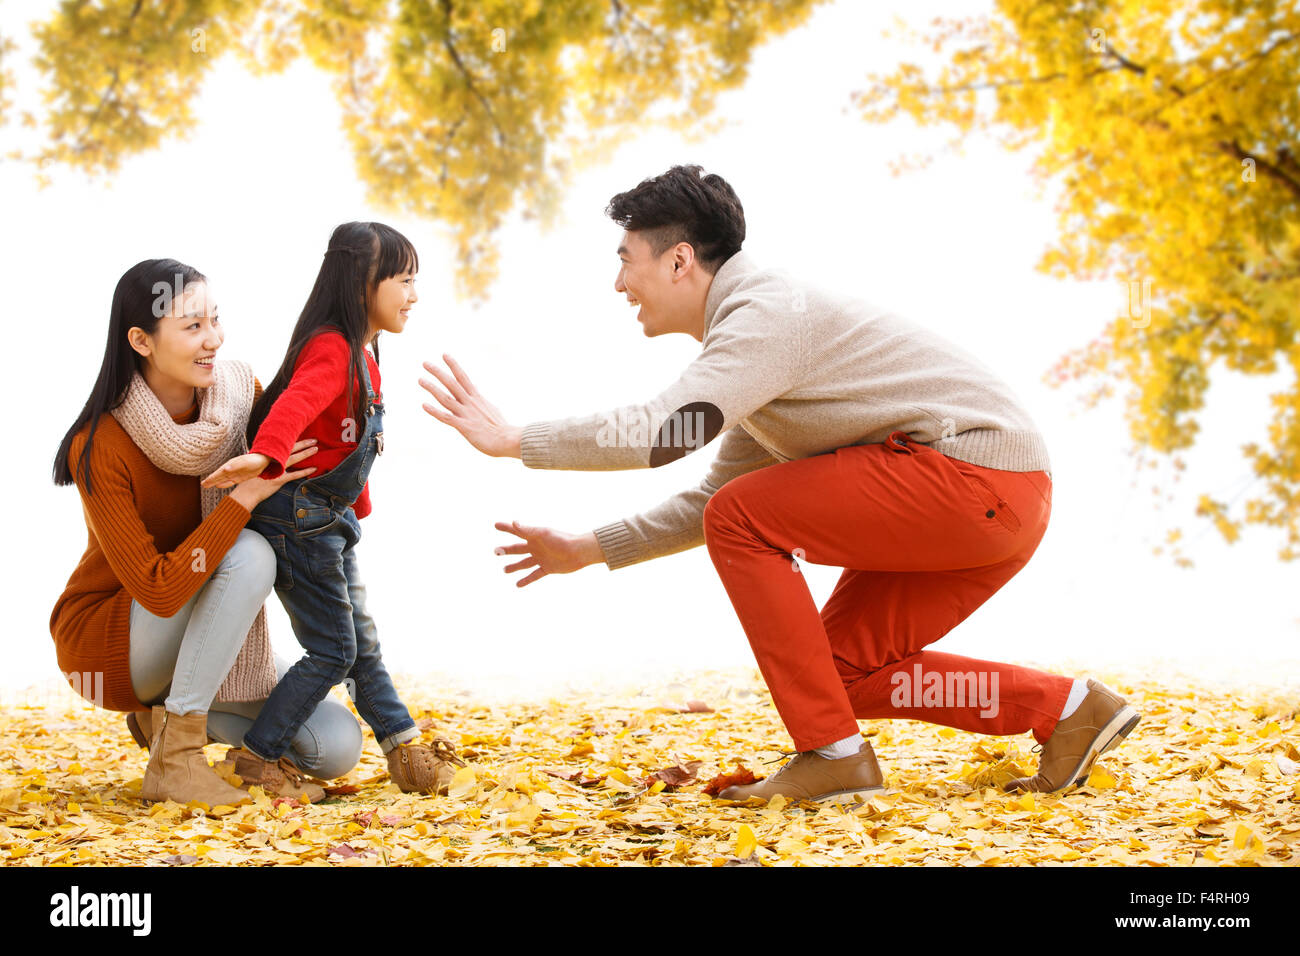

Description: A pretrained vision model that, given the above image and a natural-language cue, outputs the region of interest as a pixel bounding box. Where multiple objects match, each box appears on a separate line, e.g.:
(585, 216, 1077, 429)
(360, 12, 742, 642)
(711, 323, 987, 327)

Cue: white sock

(1059, 679, 1088, 720)
(813, 733, 863, 760)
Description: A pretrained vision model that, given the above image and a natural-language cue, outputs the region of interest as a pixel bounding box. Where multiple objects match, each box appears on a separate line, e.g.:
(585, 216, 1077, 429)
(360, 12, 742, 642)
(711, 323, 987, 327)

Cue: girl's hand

(492, 521, 604, 587)
(228, 440, 319, 510)
(420, 354, 523, 458)
(202, 453, 273, 489)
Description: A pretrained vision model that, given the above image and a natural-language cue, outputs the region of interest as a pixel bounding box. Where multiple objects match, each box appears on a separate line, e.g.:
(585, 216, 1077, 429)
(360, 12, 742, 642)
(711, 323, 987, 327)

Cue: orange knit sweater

(50, 382, 264, 712)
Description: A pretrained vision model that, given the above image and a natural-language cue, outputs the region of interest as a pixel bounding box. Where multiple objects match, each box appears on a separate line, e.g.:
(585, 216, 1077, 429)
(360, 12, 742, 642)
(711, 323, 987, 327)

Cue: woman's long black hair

(53, 259, 207, 495)
(247, 221, 418, 445)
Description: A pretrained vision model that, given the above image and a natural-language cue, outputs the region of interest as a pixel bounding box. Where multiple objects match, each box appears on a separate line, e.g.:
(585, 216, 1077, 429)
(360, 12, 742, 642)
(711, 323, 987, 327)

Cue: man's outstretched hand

(420, 354, 523, 458)
(493, 520, 606, 587)
(421, 357, 605, 587)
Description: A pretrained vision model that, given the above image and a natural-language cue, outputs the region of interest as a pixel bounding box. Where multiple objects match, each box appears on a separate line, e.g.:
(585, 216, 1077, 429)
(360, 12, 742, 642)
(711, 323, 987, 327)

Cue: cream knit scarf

(109, 359, 276, 702)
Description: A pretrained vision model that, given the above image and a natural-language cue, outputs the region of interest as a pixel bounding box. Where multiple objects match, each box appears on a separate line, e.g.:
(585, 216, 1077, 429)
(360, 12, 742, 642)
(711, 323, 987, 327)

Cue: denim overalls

(241, 349, 416, 761)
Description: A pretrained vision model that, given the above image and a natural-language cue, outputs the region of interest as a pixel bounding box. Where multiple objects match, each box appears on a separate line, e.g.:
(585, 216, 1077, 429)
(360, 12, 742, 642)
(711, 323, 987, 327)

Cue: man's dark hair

(605, 165, 745, 273)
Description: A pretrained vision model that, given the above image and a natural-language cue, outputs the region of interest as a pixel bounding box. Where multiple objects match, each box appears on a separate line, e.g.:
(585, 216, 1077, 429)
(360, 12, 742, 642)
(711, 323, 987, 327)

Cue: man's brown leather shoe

(1003, 679, 1140, 794)
(717, 741, 886, 804)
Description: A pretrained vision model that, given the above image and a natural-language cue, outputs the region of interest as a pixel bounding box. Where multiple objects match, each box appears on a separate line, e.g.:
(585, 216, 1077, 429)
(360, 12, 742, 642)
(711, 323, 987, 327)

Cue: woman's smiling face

(129, 280, 223, 390)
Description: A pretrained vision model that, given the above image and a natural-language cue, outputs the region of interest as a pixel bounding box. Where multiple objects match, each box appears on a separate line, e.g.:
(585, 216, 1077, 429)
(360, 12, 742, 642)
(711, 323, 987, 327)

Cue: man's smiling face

(614, 229, 679, 336)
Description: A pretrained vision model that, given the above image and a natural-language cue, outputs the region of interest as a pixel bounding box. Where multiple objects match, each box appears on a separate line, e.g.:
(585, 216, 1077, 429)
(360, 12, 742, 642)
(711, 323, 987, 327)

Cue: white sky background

(3, 0, 1296, 704)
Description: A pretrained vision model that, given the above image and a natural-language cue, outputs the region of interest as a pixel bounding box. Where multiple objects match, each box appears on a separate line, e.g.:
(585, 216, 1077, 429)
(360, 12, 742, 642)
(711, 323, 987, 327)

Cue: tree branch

(1219, 138, 1300, 200)
(1100, 37, 1300, 201)
(81, 0, 145, 140)
(440, 0, 505, 148)
(913, 63, 1125, 96)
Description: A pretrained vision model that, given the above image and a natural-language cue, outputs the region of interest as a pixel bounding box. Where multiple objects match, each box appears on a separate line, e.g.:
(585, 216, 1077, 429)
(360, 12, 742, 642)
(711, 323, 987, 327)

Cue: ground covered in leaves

(1, 669, 1297, 866)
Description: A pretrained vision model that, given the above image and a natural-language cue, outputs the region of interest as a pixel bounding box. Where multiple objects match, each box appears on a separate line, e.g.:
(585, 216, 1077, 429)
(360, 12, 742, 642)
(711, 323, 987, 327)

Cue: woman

(50, 258, 364, 806)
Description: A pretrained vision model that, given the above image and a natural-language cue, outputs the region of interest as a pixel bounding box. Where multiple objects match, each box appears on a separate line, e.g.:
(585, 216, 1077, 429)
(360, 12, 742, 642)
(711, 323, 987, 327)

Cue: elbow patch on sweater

(649, 402, 724, 468)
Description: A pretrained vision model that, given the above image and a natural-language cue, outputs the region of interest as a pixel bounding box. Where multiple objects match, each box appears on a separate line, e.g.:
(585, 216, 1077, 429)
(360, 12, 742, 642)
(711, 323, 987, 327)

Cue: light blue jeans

(128, 529, 363, 780)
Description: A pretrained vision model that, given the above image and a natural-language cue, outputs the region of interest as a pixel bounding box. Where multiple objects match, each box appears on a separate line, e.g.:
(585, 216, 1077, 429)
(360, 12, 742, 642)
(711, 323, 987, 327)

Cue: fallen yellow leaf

(447, 766, 477, 800)
(1086, 766, 1117, 789)
(735, 824, 758, 859)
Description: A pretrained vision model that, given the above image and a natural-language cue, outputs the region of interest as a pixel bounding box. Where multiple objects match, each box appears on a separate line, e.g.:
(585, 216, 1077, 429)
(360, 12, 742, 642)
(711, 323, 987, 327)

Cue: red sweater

(251, 329, 381, 519)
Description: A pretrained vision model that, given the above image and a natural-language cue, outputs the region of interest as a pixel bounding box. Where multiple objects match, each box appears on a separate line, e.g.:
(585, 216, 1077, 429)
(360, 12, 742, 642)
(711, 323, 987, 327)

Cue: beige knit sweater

(520, 251, 1051, 570)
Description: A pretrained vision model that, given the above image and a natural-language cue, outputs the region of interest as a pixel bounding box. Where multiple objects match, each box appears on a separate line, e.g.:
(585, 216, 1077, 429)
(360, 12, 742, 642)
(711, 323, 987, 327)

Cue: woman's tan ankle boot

(140, 705, 252, 807)
(125, 709, 152, 749)
(126, 708, 218, 752)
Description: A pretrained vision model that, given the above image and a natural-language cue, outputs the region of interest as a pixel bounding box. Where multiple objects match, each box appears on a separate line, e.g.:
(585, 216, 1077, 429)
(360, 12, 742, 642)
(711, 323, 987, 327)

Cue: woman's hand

(227, 440, 319, 511)
(202, 452, 273, 489)
(492, 521, 604, 587)
(420, 354, 523, 458)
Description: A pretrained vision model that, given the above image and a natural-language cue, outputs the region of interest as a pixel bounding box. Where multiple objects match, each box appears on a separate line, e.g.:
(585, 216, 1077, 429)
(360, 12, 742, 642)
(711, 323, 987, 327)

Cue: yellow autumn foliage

(854, 0, 1300, 561)
(8, 0, 825, 297)
(1, 667, 1296, 866)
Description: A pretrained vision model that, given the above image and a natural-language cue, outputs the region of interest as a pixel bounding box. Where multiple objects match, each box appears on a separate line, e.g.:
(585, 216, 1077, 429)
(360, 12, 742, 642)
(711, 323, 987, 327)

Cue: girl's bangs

(374, 226, 419, 281)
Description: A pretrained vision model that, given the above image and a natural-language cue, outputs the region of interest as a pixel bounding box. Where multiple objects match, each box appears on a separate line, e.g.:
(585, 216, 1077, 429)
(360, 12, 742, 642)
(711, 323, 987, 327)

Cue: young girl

(203, 222, 464, 801)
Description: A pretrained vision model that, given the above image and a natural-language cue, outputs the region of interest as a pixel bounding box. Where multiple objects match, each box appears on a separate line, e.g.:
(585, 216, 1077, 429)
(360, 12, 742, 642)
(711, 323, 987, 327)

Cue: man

(419, 164, 1139, 803)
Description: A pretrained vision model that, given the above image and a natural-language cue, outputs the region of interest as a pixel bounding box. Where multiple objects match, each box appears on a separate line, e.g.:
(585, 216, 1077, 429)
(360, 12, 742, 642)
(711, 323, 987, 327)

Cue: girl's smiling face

(128, 280, 223, 390)
(367, 270, 417, 337)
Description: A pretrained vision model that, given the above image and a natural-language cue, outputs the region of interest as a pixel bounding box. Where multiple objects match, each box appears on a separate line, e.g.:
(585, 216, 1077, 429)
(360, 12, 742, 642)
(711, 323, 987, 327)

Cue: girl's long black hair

(247, 221, 418, 445)
(53, 259, 207, 495)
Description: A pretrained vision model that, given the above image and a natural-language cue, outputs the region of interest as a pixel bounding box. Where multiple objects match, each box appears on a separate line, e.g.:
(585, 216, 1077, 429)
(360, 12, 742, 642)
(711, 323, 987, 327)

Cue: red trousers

(703, 430, 1071, 752)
